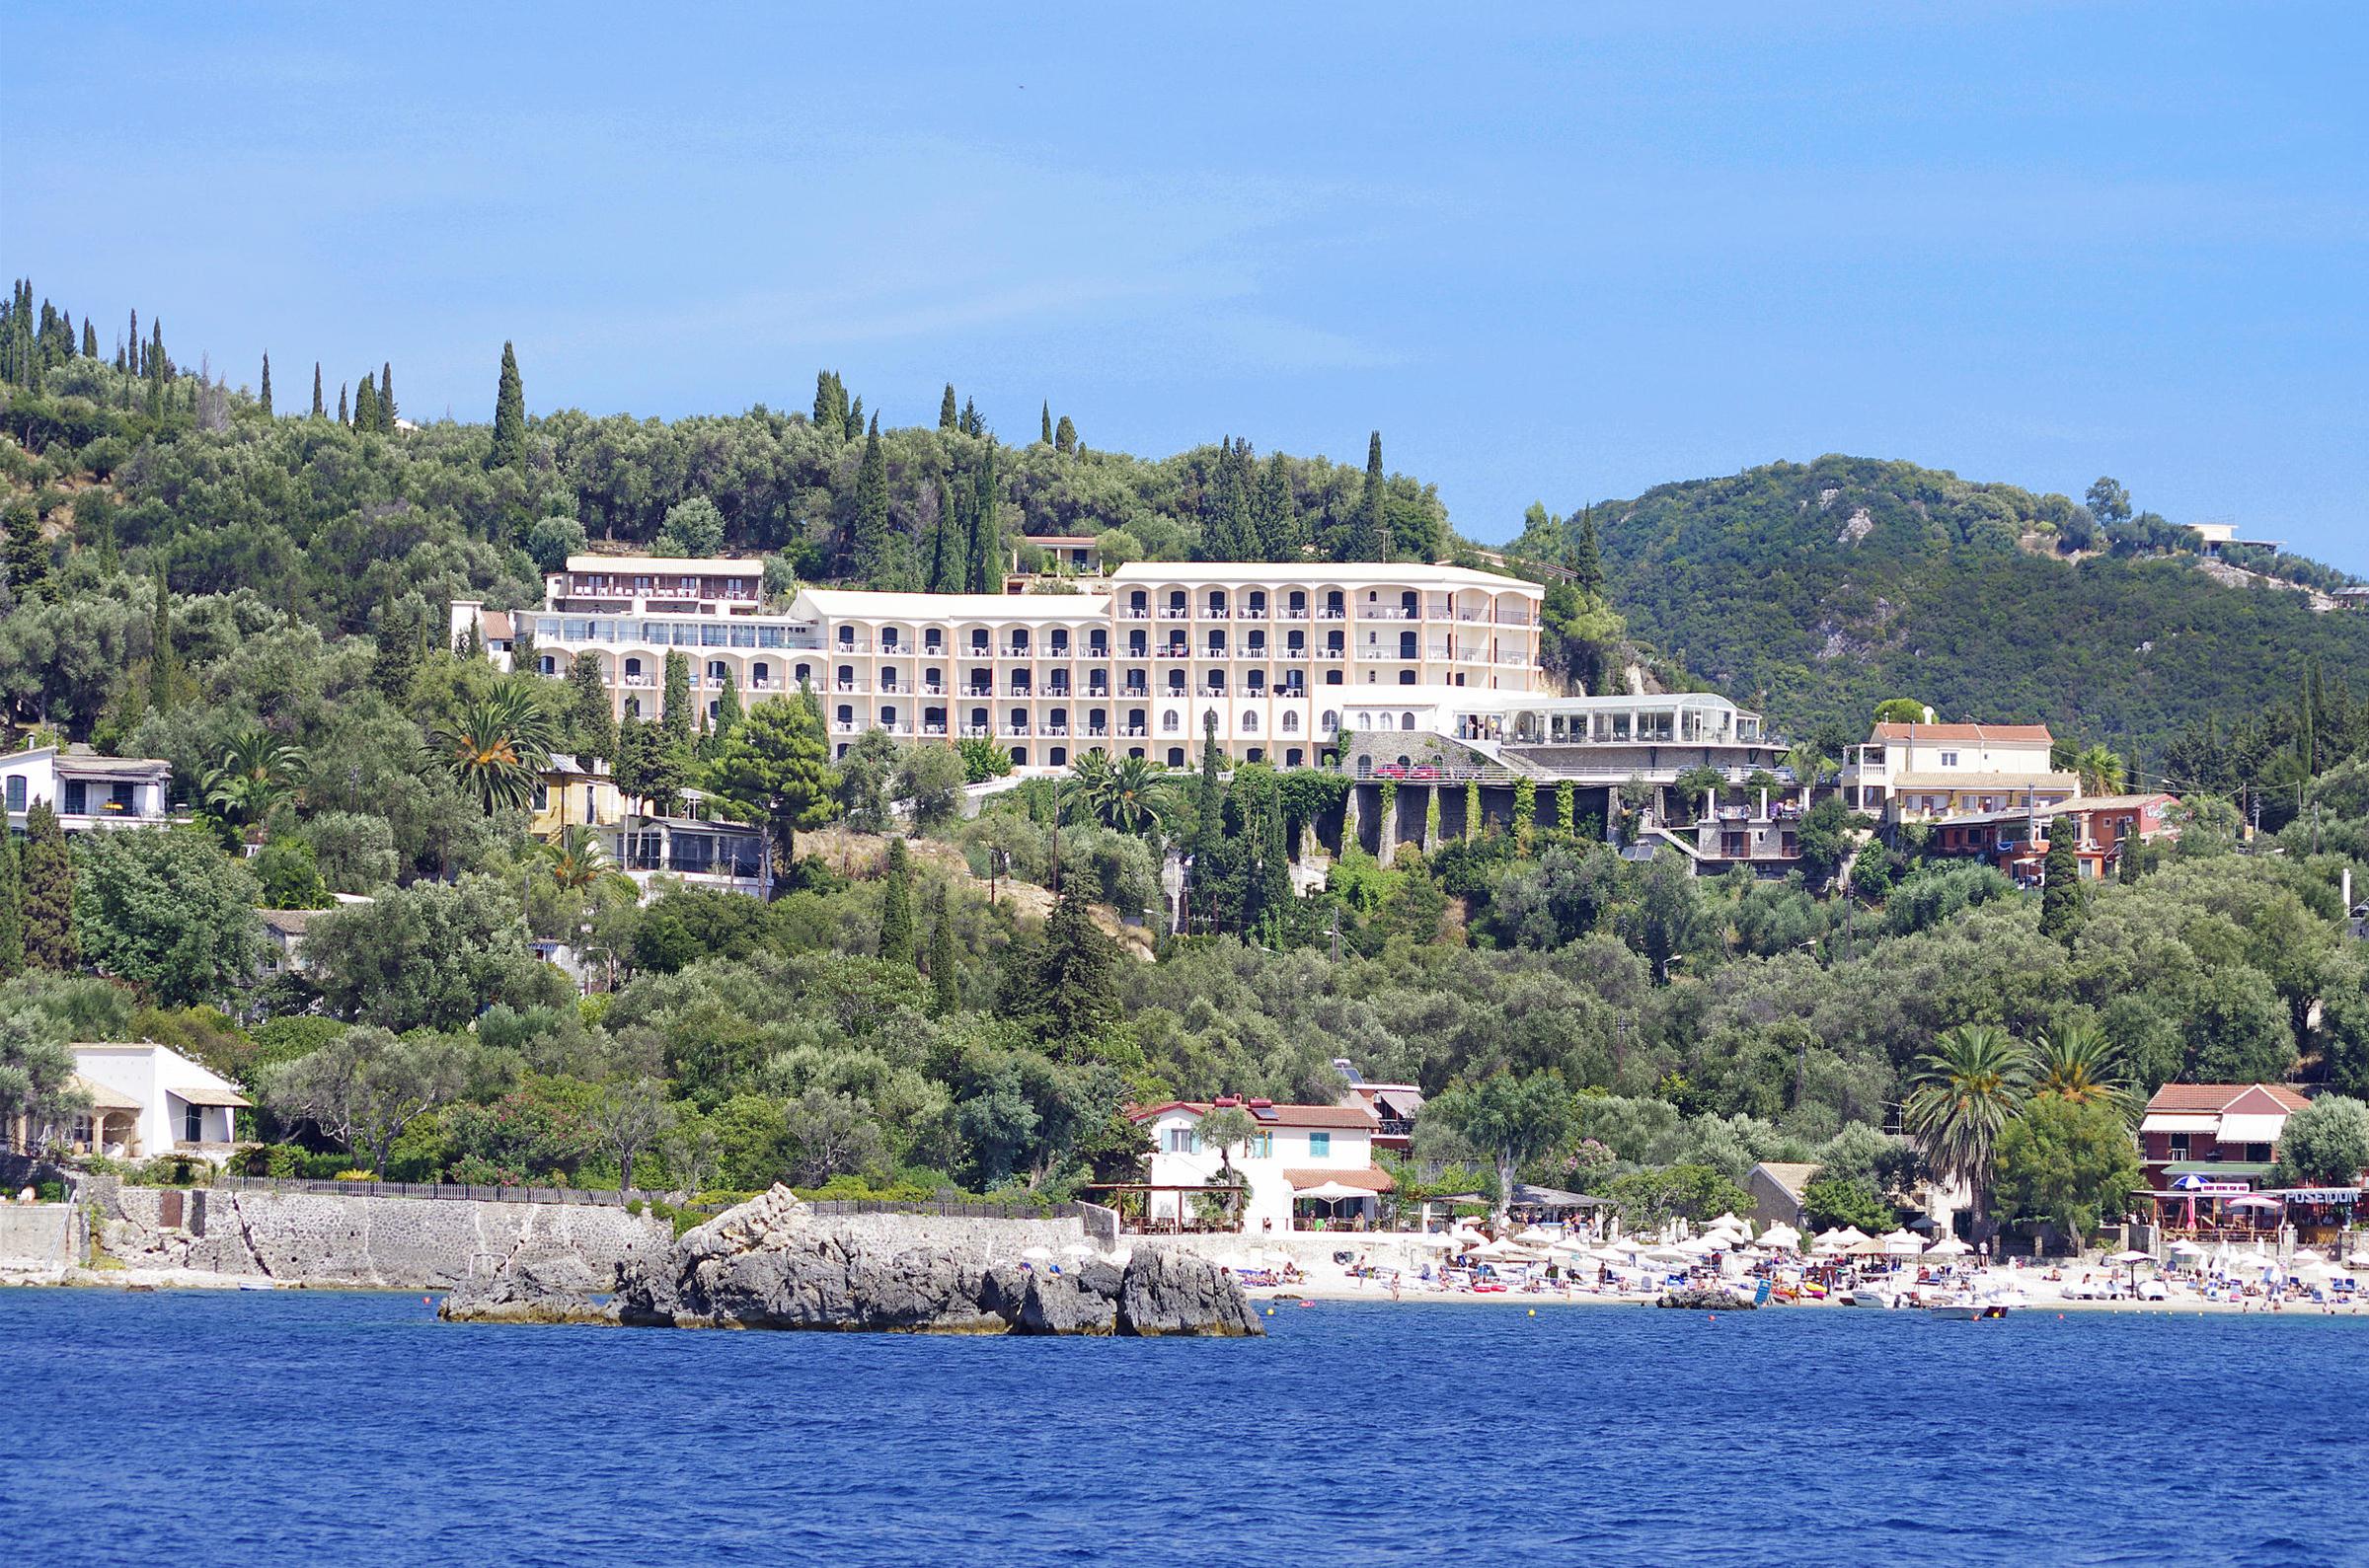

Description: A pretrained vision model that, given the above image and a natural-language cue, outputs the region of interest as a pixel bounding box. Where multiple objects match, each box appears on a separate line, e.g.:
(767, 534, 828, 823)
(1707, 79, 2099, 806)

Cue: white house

(57, 1044, 252, 1161)
(1841, 720, 2078, 821)
(1, 745, 177, 834)
(1128, 1097, 1393, 1233)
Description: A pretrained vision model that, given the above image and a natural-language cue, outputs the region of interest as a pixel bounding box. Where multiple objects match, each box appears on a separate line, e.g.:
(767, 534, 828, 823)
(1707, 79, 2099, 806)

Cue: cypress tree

(1570, 505, 1605, 598)
(939, 383, 958, 431)
(149, 318, 167, 381)
(1252, 451, 1295, 559)
(1053, 414, 1077, 455)
(565, 651, 617, 764)
(812, 370, 839, 435)
(81, 320, 97, 358)
(1040, 402, 1053, 444)
(879, 837, 915, 965)
(959, 397, 981, 438)
(337, 382, 349, 425)
(20, 800, 76, 972)
(713, 667, 743, 743)
(0, 831, 22, 980)
(354, 374, 380, 430)
(491, 340, 527, 467)
(927, 475, 958, 593)
(852, 412, 892, 587)
(2038, 825, 2085, 947)
(128, 310, 138, 375)
(259, 352, 273, 416)
(964, 443, 1000, 593)
(661, 650, 694, 746)
(371, 598, 421, 703)
(928, 887, 958, 1015)
(3, 499, 44, 596)
(1356, 431, 1390, 561)
(379, 362, 397, 430)
(312, 361, 325, 418)
(147, 564, 181, 713)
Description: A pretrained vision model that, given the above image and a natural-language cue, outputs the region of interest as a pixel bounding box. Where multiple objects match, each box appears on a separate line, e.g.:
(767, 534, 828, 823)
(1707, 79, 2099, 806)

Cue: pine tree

(564, 651, 617, 764)
(852, 412, 893, 587)
(147, 564, 182, 714)
(928, 887, 958, 1015)
(378, 361, 397, 430)
(1355, 431, 1391, 561)
(491, 340, 527, 467)
(0, 830, 24, 981)
(661, 651, 694, 747)
(20, 800, 76, 971)
(1040, 402, 1053, 444)
(939, 383, 958, 431)
(879, 837, 915, 965)
(1570, 505, 1605, 598)
(1053, 414, 1077, 455)
(312, 362, 326, 418)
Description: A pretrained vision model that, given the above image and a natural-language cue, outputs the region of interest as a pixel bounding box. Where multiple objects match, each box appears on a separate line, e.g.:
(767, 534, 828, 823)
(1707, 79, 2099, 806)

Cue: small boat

(1847, 1286, 1899, 1309)
(1927, 1295, 2011, 1320)
(236, 1279, 277, 1292)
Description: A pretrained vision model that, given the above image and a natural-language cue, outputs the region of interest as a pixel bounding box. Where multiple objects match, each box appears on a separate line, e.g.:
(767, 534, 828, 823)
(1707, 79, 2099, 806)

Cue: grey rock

(1655, 1286, 1755, 1310)
(1017, 1271, 1116, 1335)
(1116, 1247, 1263, 1337)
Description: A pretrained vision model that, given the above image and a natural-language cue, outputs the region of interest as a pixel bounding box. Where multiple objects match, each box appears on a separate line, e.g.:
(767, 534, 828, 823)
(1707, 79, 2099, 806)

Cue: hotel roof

(797, 587, 1113, 620)
(562, 556, 760, 576)
(1129, 1100, 1380, 1130)
(1872, 722, 2055, 743)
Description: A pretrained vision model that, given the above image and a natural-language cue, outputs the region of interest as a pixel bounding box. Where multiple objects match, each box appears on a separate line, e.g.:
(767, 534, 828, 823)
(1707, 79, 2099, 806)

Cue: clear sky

(7, 3, 2363, 562)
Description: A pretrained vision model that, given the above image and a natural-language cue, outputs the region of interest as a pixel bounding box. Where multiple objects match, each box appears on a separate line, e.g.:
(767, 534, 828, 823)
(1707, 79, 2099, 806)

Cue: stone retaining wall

(0, 1204, 76, 1273)
(101, 1185, 671, 1289)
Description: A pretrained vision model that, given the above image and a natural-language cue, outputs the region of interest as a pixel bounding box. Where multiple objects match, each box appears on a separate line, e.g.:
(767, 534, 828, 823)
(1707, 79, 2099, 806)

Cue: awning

(2139, 1113, 2221, 1136)
(68, 1074, 141, 1112)
(169, 1084, 254, 1109)
(2166, 1162, 2272, 1179)
(2216, 1114, 2285, 1145)
(1285, 1165, 1394, 1195)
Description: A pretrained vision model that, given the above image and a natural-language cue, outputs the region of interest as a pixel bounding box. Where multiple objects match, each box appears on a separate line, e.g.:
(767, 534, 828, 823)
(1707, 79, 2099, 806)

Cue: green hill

(1509, 455, 2369, 763)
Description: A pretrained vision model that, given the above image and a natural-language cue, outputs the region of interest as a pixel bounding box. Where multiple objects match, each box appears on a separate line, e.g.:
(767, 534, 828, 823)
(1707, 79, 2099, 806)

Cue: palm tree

(203, 729, 305, 840)
(429, 684, 556, 812)
(2032, 1020, 2135, 1120)
(2073, 744, 2125, 797)
(539, 824, 630, 894)
(1784, 743, 1830, 806)
(1065, 752, 1174, 835)
(1901, 1024, 2032, 1236)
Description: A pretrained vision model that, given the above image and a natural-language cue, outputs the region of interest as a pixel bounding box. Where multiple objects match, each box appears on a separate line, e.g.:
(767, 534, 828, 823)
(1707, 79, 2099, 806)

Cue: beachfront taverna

(1127, 1098, 1394, 1232)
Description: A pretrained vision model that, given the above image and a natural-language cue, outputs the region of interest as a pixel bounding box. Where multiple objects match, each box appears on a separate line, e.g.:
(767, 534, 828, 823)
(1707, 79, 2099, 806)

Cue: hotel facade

(454, 556, 1547, 771)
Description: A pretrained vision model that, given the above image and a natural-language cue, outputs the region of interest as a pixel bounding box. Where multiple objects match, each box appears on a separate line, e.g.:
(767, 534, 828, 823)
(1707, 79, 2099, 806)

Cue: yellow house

(530, 754, 627, 839)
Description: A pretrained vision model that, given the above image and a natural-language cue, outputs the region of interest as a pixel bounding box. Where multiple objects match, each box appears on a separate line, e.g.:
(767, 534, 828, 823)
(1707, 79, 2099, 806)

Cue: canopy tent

(1296, 1180, 1379, 1201)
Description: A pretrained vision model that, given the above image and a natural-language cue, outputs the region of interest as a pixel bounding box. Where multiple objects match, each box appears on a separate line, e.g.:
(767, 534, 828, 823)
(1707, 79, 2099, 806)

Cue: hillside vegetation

(1509, 456, 2369, 769)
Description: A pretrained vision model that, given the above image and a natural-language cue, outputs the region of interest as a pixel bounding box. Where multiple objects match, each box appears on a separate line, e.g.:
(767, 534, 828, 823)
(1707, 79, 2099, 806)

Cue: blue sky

(7, 3, 2364, 562)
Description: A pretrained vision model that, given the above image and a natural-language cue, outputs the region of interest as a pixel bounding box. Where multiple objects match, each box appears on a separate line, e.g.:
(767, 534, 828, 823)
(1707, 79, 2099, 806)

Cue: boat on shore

(1847, 1285, 1900, 1309)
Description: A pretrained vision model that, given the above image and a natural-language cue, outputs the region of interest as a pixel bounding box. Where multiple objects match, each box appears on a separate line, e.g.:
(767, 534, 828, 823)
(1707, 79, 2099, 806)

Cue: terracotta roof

(1752, 1161, 1820, 1197)
(1128, 1100, 1379, 1130)
(2142, 1083, 2311, 1115)
(1283, 1164, 1395, 1193)
(2039, 793, 2178, 813)
(1872, 722, 2055, 743)
(67, 1073, 141, 1112)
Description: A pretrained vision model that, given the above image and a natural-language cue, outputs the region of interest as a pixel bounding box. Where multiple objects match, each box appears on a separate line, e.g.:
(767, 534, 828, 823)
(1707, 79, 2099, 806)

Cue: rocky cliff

(445, 1185, 1261, 1338)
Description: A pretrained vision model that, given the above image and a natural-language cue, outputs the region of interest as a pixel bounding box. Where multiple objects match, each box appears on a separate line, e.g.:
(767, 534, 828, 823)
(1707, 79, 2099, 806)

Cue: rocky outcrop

(439, 1257, 618, 1325)
(1656, 1285, 1756, 1310)
(612, 1185, 1260, 1337)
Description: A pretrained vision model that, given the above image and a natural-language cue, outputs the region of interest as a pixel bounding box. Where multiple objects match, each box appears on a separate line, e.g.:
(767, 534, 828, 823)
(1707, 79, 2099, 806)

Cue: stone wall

(0, 1204, 77, 1274)
(816, 1210, 1090, 1262)
(100, 1185, 671, 1289)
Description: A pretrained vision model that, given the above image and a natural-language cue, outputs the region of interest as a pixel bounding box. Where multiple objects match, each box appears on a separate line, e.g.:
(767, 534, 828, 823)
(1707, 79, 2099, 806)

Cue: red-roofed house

(2138, 1083, 2313, 1195)
(1128, 1097, 1391, 1233)
(1842, 721, 2080, 822)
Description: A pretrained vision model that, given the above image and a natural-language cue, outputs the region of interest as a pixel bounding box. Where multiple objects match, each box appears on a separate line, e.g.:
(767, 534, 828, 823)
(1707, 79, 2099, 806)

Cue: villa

(1126, 1096, 1394, 1233)
(454, 555, 1546, 772)
(39, 1043, 251, 1162)
(1841, 720, 2078, 822)
(1, 745, 178, 834)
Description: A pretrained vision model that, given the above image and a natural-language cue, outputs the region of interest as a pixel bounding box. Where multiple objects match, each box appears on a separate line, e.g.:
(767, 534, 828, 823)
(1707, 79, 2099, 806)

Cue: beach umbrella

(1408, 1232, 1459, 1250)
(1021, 1245, 1054, 1264)
(1877, 1229, 1925, 1256)
(1515, 1226, 1559, 1245)
(1758, 1224, 1802, 1252)
(2290, 1248, 2326, 1266)
(1925, 1235, 1972, 1257)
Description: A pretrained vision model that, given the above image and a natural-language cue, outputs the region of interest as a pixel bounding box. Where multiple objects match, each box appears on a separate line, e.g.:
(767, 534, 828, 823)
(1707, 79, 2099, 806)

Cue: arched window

(751, 660, 770, 688)
(623, 698, 641, 718)
(710, 660, 729, 685)
(1402, 712, 1416, 731)
(836, 705, 853, 724)
(624, 656, 644, 680)
(1167, 747, 1185, 767)
(1320, 709, 1338, 732)
(1281, 712, 1300, 733)
(1242, 712, 1259, 733)
(1162, 711, 1181, 733)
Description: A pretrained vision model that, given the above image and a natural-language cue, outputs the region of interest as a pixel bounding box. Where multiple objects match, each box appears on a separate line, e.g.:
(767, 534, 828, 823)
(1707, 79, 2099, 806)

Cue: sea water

(2, 1289, 2361, 1566)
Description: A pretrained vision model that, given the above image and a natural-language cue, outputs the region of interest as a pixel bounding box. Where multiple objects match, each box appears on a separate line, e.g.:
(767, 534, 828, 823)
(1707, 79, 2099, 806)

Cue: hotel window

(1307, 1132, 1332, 1158)
(1163, 1127, 1199, 1155)
(1940, 751, 1958, 767)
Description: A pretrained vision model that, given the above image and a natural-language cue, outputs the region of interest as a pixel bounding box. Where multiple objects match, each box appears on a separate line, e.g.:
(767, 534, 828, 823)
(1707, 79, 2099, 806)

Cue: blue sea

(3, 1289, 2363, 1566)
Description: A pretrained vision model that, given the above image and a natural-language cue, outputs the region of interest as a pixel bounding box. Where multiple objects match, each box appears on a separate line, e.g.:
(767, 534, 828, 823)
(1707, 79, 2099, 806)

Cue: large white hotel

(454, 554, 1547, 771)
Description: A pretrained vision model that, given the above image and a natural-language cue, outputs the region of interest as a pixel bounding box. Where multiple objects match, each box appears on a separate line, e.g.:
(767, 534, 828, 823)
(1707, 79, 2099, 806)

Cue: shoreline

(1246, 1278, 2369, 1316)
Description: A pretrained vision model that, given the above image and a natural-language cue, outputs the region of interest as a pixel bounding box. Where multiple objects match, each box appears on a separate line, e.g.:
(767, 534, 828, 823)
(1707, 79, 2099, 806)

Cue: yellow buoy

(1527, 1308, 1536, 1317)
